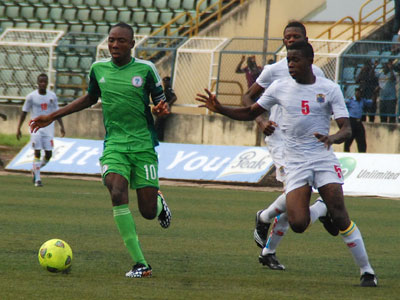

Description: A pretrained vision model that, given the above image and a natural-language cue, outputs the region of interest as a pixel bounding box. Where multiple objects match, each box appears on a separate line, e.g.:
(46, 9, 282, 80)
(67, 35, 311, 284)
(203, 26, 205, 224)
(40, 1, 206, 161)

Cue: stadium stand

(55, 32, 106, 102)
(1, 0, 399, 123)
(0, 29, 64, 103)
(0, 1, 239, 37)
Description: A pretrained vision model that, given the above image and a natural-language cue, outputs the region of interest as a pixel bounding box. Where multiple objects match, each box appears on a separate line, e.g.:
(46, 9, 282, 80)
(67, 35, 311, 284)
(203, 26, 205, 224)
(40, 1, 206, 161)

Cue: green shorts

(99, 148, 159, 190)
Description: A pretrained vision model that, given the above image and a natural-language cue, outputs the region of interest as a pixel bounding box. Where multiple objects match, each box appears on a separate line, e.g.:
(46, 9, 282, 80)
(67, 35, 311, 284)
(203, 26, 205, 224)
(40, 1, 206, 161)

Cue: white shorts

(285, 156, 344, 194)
(267, 143, 286, 182)
(30, 133, 54, 151)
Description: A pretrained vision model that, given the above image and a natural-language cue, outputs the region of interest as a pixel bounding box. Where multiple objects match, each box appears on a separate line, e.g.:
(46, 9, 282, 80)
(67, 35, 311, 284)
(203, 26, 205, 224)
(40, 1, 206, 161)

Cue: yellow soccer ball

(38, 239, 73, 273)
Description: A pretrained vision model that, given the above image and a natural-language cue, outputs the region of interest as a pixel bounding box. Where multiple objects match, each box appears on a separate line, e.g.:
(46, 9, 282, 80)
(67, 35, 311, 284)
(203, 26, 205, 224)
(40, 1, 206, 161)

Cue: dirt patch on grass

(0, 145, 19, 170)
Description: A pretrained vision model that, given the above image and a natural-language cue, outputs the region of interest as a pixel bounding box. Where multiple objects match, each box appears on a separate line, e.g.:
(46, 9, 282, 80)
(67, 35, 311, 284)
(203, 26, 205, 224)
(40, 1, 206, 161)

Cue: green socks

(113, 204, 147, 267)
(157, 194, 163, 217)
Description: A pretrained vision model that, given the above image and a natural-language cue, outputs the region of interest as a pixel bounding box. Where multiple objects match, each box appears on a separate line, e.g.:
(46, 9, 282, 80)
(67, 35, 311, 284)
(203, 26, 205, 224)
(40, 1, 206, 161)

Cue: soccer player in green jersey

(30, 22, 171, 278)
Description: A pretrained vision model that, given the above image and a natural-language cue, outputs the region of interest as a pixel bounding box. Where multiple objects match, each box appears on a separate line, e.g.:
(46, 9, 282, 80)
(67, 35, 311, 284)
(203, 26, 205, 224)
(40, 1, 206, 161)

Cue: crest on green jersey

(132, 76, 143, 87)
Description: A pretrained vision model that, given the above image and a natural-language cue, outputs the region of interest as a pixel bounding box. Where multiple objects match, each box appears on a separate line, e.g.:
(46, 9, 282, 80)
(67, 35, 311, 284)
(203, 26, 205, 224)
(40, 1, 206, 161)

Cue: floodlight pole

(257, 0, 271, 146)
(262, 0, 271, 66)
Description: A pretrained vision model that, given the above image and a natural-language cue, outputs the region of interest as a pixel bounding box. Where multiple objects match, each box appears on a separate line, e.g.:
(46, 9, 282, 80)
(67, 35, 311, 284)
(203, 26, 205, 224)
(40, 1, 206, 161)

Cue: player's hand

(314, 132, 333, 149)
(29, 115, 53, 133)
(195, 89, 221, 113)
(0, 114, 6, 121)
(261, 120, 278, 136)
(60, 127, 66, 137)
(16, 129, 22, 140)
(152, 100, 170, 117)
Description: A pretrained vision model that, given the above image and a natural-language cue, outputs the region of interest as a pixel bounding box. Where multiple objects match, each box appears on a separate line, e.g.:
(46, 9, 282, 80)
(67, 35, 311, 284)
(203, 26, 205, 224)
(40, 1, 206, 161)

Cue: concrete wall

(1, 105, 105, 140)
(2, 104, 399, 153)
(330, 121, 400, 154)
(202, 0, 325, 38)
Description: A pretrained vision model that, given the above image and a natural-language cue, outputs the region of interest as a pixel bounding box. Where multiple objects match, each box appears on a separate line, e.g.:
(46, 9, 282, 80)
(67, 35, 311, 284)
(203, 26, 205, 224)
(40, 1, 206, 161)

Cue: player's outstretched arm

(314, 117, 351, 149)
(242, 82, 275, 135)
(30, 94, 98, 133)
(196, 88, 266, 121)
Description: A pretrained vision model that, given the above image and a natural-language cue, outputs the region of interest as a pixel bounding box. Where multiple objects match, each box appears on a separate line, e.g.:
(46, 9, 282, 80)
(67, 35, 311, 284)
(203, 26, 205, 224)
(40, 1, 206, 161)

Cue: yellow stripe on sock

(340, 221, 356, 237)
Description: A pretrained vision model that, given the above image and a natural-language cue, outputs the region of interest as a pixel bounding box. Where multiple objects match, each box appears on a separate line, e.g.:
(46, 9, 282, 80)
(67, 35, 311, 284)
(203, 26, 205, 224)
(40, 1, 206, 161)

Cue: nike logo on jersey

(99, 77, 106, 83)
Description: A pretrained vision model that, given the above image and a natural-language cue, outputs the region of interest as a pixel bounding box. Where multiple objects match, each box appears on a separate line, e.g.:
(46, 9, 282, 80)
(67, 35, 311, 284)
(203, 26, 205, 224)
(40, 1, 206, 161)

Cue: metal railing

(150, 11, 195, 38)
(316, 16, 356, 41)
(315, 0, 394, 41)
(358, 0, 394, 39)
(150, 0, 247, 38)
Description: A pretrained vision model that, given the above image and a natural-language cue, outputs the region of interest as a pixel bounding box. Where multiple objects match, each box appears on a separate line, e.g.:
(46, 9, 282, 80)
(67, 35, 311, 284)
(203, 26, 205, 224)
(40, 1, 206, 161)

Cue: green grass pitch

(0, 174, 399, 299)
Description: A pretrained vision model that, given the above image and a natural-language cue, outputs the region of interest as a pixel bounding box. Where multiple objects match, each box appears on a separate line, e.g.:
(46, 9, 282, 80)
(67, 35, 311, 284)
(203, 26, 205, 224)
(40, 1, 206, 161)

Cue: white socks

(259, 193, 286, 223)
(33, 158, 41, 182)
(309, 198, 327, 224)
(40, 158, 50, 168)
(340, 221, 375, 275)
(262, 213, 289, 255)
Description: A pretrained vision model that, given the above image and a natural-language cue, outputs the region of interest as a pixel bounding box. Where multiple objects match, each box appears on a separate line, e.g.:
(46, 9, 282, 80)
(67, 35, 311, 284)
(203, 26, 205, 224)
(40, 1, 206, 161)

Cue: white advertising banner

(6, 138, 400, 198)
(336, 152, 400, 198)
(6, 138, 274, 184)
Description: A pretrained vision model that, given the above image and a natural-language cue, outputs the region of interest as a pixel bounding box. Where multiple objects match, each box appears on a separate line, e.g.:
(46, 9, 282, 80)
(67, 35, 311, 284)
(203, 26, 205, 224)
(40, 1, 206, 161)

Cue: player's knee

(289, 220, 308, 233)
(109, 189, 126, 207)
(331, 212, 350, 229)
(139, 207, 157, 220)
(329, 204, 348, 224)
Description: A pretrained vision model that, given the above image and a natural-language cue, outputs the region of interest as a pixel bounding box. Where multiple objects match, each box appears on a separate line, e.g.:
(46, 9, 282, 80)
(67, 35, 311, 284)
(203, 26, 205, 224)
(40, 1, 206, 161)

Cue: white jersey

(256, 58, 325, 149)
(23, 90, 59, 137)
(257, 76, 349, 164)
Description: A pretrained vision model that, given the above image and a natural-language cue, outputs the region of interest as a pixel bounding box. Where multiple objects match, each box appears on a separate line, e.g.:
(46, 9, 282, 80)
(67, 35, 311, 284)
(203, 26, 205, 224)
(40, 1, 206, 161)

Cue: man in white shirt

(196, 41, 377, 287)
(16, 73, 65, 187)
(242, 21, 336, 271)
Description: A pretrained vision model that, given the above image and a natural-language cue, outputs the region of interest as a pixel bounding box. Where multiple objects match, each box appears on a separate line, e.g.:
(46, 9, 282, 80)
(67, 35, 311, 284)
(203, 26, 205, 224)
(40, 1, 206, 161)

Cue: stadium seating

(0, 1, 222, 37)
(54, 32, 106, 102)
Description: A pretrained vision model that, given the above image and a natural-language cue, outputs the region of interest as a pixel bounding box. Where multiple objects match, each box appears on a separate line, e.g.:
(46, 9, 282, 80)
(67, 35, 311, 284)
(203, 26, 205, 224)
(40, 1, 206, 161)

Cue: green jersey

(88, 57, 166, 151)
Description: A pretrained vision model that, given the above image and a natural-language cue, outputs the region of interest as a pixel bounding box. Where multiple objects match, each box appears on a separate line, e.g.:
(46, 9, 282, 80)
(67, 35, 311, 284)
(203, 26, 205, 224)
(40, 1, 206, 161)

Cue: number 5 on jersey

(301, 100, 310, 115)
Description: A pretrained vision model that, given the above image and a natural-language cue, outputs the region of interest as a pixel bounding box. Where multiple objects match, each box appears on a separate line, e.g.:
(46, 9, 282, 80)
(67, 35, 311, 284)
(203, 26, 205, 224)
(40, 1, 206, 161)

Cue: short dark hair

(284, 21, 307, 36)
(287, 41, 314, 59)
(38, 73, 48, 80)
(109, 22, 134, 40)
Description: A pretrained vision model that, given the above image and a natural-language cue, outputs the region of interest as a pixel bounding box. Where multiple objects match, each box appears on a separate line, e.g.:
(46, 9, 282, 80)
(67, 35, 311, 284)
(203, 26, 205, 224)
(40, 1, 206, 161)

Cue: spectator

(393, 0, 400, 34)
(356, 60, 379, 122)
(344, 87, 374, 152)
(154, 76, 177, 141)
(377, 59, 397, 123)
(235, 55, 262, 88)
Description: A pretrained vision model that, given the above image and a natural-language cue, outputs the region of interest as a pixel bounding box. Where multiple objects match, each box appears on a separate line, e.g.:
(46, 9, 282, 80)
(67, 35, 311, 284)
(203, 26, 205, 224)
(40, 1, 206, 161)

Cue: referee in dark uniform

(344, 87, 374, 152)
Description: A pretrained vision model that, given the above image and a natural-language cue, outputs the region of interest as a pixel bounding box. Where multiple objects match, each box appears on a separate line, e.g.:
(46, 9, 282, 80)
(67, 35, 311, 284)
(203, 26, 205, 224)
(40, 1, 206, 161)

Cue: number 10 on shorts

(144, 164, 157, 180)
